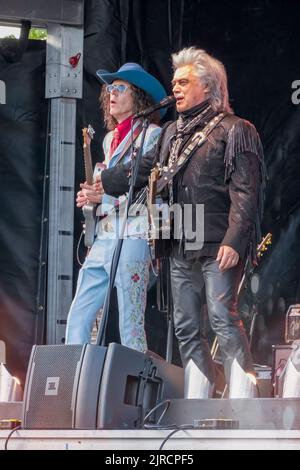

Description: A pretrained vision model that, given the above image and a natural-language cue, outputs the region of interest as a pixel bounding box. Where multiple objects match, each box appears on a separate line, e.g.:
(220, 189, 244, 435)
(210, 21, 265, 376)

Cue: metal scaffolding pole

(45, 23, 83, 344)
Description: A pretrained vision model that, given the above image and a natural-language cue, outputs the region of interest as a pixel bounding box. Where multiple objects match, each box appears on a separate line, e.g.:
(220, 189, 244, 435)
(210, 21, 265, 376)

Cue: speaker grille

(23, 345, 85, 429)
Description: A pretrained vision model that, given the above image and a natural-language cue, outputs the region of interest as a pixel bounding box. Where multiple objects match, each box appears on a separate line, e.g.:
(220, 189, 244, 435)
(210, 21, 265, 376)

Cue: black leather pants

(170, 255, 253, 385)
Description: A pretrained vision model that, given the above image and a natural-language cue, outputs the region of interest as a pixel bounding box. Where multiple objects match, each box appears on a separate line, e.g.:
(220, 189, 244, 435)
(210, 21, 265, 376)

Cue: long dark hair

(99, 83, 160, 130)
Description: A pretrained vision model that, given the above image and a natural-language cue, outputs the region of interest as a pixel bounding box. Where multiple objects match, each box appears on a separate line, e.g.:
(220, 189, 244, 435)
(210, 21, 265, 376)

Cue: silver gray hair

(172, 47, 233, 113)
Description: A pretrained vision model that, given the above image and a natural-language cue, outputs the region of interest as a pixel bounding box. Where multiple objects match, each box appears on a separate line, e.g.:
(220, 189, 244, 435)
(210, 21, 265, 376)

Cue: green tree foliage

(28, 28, 47, 40)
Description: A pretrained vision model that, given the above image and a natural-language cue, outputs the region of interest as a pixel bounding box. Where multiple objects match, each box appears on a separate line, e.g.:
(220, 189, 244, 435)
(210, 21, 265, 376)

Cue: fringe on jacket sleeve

(224, 119, 267, 266)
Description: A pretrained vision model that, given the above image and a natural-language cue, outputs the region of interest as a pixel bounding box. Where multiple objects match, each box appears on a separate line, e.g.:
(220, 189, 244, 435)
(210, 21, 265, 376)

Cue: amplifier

(254, 364, 272, 398)
(285, 304, 300, 342)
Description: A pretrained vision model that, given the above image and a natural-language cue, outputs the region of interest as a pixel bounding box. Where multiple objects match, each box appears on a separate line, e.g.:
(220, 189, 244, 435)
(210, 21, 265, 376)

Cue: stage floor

(1, 428, 300, 450)
(1, 401, 300, 450)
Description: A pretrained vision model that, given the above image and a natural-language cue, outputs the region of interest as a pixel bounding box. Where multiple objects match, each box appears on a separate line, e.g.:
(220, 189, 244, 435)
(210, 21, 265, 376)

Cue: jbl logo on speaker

(45, 377, 60, 396)
(22, 343, 183, 429)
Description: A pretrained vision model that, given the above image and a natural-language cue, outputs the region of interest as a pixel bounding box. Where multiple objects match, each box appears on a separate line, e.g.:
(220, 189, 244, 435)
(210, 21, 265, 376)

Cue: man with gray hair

(100, 47, 265, 398)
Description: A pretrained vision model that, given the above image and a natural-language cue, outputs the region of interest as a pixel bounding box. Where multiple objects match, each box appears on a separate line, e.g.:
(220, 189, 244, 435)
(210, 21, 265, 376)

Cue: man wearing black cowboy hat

(65, 63, 167, 352)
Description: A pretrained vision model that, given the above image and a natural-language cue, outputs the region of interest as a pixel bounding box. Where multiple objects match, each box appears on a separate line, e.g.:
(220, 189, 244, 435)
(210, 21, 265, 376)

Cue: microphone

(134, 95, 176, 118)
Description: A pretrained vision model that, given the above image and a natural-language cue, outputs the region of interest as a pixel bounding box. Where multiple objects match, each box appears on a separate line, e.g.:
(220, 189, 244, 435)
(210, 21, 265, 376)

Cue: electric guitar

(148, 165, 160, 242)
(82, 125, 97, 248)
(257, 232, 272, 259)
(239, 231, 272, 291)
(147, 164, 170, 259)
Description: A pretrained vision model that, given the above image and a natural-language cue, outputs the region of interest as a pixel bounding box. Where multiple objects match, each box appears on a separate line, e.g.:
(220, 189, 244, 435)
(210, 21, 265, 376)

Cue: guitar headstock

(82, 124, 95, 147)
(257, 232, 272, 258)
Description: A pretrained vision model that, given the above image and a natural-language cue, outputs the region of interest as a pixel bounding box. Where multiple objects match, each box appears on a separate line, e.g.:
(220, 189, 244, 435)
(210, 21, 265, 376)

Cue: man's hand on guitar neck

(76, 176, 104, 207)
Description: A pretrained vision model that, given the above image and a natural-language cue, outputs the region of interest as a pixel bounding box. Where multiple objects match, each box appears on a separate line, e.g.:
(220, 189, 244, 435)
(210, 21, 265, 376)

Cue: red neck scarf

(109, 115, 133, 158)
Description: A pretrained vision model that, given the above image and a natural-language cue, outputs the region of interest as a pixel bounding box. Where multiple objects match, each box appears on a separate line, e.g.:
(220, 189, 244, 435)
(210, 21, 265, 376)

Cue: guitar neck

(148, 167, 160, 204)
(83, 144, 94, 185)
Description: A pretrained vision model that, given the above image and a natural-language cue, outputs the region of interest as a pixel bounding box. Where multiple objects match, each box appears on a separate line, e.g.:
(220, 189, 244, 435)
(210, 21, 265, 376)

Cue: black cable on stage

(4, 424, 22, 451)
(159, 425, 194, 451)
(143, 399, 171, 428)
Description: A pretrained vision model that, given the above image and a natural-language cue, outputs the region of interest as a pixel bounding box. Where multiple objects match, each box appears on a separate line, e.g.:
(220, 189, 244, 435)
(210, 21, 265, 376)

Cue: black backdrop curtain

(0, 39, 47, 383)
(1, 0, 300, 383)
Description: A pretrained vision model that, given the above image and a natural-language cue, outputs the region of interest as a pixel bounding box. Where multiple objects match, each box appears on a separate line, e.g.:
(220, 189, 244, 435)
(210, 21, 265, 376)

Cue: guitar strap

(156, 112, 226, 193)
(95, 123, 143, 219)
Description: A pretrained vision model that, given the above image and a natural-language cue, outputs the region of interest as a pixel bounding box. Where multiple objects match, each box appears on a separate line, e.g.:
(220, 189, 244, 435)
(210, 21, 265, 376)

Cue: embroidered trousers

(65, 237, 150, 352)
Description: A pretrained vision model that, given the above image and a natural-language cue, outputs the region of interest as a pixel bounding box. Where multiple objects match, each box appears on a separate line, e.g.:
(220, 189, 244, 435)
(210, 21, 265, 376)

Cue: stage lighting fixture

(282, 346, 300, 398)
(184, 359, 213, 399)
(0, 363, 22, 402)
(229, 359, 258, 398)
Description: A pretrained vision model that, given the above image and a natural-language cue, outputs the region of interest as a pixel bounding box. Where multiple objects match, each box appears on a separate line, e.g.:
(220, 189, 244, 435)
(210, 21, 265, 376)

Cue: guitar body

(81, 122, 143, 248)
(82, 203, 97, 248)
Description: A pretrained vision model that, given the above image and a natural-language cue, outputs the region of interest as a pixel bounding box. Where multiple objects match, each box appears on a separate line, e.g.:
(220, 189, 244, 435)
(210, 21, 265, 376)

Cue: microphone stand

(96, 117, 150, 346)
(156, 257, 174, 363)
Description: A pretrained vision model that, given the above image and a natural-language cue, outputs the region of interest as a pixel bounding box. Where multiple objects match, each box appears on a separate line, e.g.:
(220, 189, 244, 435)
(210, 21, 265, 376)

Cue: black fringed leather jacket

(101, 113, 265, 263)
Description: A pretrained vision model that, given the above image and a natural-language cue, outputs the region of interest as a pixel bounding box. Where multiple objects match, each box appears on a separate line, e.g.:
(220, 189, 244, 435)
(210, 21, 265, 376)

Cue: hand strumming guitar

(76, 175, 104, 207)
